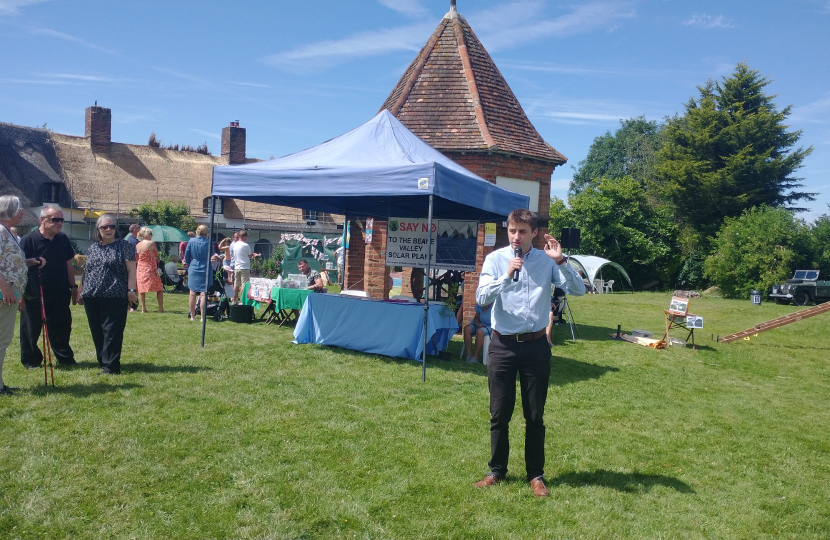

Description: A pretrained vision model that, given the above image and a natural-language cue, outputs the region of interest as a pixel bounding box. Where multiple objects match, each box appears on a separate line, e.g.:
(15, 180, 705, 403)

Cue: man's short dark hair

(507, 209, 538, 231)
(298, 259, 308, 265)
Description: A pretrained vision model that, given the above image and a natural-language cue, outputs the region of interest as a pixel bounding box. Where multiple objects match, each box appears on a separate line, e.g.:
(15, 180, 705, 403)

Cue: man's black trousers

(19, 291, 75, 367)
(486, 334, 551, 481)
(83, 297, 128, 374)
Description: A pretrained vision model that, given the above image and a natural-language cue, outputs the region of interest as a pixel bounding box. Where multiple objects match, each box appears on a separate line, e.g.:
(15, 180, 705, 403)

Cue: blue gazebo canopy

(211, 110, 529, 221)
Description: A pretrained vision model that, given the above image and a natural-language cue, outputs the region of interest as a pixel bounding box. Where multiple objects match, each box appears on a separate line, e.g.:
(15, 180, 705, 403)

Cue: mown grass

(1, 292, 829, 539)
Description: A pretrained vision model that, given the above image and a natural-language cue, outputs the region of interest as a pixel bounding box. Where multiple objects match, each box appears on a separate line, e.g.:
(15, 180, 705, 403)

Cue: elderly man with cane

(19, 205, 80, 369)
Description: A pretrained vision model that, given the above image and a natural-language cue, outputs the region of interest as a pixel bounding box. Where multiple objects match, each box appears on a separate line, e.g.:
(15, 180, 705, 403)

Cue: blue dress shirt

(476, 245, 585, 335)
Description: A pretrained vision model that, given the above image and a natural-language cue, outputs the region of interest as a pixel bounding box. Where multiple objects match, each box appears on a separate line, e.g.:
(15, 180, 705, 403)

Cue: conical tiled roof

(379, 5, 566, 165)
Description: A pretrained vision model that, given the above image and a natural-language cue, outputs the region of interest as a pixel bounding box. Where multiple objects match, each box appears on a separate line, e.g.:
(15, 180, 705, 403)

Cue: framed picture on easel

(668, 296, 689, 315)
(686, 315, 703, 329)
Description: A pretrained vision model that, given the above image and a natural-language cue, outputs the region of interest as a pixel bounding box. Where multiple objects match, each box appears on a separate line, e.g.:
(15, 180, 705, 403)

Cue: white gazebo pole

(421, 194, 434, 382)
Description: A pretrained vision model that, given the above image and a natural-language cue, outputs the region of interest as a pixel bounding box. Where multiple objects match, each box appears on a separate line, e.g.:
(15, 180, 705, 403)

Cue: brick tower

(357, 1, 567, 320)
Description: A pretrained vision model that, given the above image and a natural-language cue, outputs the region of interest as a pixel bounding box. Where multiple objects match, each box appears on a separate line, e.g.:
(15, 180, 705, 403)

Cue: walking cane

(37, 270, 55, 386)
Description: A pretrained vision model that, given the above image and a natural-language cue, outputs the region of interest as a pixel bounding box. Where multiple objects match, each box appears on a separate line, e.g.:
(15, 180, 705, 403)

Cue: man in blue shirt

(474, 209, 585, 497)
(125, 223, 140, 247)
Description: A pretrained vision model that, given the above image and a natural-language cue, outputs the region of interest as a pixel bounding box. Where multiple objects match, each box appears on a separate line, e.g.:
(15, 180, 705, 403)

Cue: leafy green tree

(547, 196, 575, 241)
(130, 199, 197, 232)
(570, 116, 662, 196)
(674, 251, 708, 290)
(567, 176, 680, 288)
(653, 63, 814, 246)
(810, 208, 830, 271)
(704, 206, 812, 299)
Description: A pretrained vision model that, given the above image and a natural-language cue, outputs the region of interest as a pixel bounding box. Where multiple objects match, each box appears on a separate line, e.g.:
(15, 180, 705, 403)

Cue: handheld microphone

(512, 246, 522, 281)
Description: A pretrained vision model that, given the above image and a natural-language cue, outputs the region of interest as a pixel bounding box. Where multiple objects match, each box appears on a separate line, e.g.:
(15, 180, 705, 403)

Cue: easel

(662, 295, 697, 350)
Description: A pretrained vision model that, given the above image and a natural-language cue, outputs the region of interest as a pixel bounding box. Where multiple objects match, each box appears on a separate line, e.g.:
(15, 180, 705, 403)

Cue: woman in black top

(79, 215, 137, 374)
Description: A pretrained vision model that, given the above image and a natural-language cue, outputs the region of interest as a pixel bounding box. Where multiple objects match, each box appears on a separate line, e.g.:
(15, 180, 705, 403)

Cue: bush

(704, 206, 811, 298)
(130, 200, 197, 233)
(251, 250, 283, 278)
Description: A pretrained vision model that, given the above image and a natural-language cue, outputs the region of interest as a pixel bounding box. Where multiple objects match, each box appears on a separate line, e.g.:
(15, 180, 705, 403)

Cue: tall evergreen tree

(653, 63, 813, 246)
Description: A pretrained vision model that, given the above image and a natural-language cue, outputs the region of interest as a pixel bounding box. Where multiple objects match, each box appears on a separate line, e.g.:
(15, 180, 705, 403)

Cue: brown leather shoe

(474, 473, 501, 488)
(530, 476, 550, 497)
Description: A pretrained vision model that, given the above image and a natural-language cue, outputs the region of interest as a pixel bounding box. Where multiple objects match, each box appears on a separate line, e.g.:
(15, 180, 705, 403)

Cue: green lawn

(1, 292, 828, 539)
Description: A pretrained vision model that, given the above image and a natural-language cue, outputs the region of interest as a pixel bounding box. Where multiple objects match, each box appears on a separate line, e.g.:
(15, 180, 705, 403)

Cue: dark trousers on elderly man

(84, 297, 128, 374)
(20, 291, 75, 368)
(486, 333, 551, 480)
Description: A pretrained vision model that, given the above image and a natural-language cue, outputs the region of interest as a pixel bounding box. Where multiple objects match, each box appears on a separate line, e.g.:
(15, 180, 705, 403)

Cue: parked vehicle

(769, 270, 830, 306)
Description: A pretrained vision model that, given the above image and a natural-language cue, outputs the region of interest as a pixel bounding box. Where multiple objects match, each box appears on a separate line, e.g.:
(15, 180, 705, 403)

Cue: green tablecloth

(241, 283, 312, 311)
(269, 287, 313, 311)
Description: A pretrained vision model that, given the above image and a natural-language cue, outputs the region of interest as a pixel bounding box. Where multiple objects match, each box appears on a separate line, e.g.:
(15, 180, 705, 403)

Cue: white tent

(568, 255, 632, 291)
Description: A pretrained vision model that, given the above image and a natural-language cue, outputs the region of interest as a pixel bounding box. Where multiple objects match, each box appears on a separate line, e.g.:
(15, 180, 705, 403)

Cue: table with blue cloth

(293, 294, 458, 361)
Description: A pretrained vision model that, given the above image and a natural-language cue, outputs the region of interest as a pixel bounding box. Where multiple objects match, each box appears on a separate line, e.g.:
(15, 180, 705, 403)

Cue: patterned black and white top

(81, 239, 136, 299)
(305, 270, 321, 288)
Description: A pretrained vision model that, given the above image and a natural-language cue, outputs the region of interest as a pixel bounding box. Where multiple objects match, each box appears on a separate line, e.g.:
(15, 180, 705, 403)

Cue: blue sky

(2, 0, 829, 221)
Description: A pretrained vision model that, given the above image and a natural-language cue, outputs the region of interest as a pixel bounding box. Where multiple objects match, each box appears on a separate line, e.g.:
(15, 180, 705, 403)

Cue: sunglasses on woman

(99, 224, 116, 230)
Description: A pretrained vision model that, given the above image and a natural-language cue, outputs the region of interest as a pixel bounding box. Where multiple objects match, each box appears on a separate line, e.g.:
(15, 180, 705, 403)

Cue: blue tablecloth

(293, 294, 458, 361)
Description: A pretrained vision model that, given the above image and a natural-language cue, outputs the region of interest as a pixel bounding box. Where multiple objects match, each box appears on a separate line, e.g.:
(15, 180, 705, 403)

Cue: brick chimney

(221, 120, 246, 164)
(85, 104, 111, 152)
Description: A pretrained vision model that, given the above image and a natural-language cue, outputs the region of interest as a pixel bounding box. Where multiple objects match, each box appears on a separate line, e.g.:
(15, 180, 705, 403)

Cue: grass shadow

(550, 469, 695, 494)
(125, 362, 213, 374)
(52, 361, 98, 371)
(422, 350, 618, 387)
(28, 382, 144, 397)
(552, 356, 619, 386)
(734, 341, 830, 351)
(558, 323, 645, 342)
(297, 341, 617, 387)
(685, 343, 717, 352)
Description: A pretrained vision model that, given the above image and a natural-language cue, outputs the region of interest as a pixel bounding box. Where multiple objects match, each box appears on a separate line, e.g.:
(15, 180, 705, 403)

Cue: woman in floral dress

(0, 195, 44, 394)
(135, 227, 164, 313)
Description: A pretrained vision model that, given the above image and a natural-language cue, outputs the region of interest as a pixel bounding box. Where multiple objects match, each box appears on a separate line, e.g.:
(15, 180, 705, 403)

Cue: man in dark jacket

(19, 205, 80, 368)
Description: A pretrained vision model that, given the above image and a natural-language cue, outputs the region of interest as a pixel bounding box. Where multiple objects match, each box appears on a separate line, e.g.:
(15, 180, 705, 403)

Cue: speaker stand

(561, 297, 578, 341)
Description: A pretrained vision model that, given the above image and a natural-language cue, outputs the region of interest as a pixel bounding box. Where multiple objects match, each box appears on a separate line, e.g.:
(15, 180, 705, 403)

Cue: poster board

(386, 217, 477, 271)
(686, 315, 703, 329)
(667, 296, 690, 315)
(247, 278, 279, 302)
(484, 223, 496, 247)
